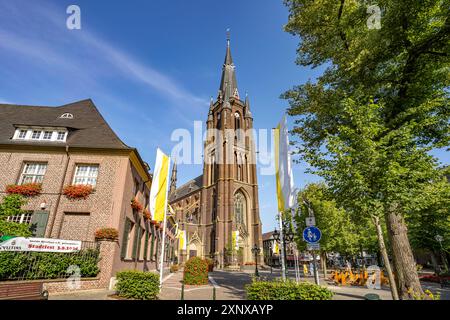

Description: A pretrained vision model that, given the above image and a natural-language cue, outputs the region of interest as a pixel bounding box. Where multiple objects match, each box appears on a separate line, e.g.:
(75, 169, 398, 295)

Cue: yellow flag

(232, 231, 239, 251)
(275, 115, 295, 213)
(149, 148, 170, 222)
(273, 241, 279, 254)
(178, 230, 186, 251)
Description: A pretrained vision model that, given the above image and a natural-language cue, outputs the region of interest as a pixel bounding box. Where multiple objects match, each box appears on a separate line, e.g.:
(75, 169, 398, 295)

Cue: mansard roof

(0, 99, 130, 150)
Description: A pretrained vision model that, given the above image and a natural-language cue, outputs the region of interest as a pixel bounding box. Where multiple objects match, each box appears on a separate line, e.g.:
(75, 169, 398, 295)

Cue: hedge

(183, 257, 209, 285)
(246, 279, 334, 300)
(115, 270, 160, 300)
(0, 250, 100, 281)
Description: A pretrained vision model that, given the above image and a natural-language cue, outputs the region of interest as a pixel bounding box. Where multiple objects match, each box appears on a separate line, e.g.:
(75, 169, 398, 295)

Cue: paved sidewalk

(48, 269, 450, 300)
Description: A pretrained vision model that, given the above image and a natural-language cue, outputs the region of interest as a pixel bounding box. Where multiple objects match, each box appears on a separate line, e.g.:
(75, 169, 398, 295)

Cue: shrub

(246, 279, 334, 300)
(115, 270, 159, 300)
(63, 185, 94, 199)
(170, 264, 179, 273)
(6, 183, 42, 197)
(205, 258, 214, 272)
(183, 257, 209, 285)
(95, 228, 119, 241)
(0, 250, 100, 281)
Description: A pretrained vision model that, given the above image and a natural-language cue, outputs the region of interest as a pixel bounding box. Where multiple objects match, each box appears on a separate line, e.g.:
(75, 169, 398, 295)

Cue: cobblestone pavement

(48, 268, 450, 300)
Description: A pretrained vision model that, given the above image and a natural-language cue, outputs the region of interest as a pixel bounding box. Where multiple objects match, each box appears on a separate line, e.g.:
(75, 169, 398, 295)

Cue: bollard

(181, 283, 184, 300)
(212, 287, 216, 300)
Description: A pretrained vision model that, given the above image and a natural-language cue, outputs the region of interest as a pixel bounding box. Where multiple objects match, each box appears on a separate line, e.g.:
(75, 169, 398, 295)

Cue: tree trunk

(321, 251, 327, 279)
(372, 215, 399, 300)
(385, 204, 423, 299)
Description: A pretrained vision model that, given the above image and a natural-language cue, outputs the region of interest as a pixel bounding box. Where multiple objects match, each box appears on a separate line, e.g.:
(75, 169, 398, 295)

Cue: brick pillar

(97, 240, 118, 289)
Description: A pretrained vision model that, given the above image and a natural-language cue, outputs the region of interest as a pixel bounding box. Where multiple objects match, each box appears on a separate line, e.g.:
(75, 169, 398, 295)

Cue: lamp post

(435, 234, 448, 273)
(268, 242, 273, 274)
(273, 226, 295, 278)
(251, 244, 260, 277)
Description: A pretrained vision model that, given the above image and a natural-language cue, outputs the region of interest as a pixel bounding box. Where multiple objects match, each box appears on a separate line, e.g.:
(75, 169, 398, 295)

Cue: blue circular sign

(303, 226, 321, 243)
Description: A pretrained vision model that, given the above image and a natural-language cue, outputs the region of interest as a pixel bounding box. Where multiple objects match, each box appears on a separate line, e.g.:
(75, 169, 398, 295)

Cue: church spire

(169, 160, 177, 195)
(219, 30, 239, 101)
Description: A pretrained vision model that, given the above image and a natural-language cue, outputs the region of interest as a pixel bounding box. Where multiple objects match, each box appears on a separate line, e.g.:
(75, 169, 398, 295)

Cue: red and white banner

(0, 237, 82, 253)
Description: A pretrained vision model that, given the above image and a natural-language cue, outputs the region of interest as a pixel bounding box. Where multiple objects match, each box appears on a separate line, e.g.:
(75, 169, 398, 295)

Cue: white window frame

(13, 127, 68, 142)
(19, 162, 48, 184)
(7, 212, 33, 225)
(31, 130, 42, 140)
(72, 164, 99, 187)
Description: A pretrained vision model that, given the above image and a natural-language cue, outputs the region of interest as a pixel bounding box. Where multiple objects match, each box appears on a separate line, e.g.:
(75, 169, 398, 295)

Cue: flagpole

(278, 212, 286, 281)
(159, 157, 171, 289)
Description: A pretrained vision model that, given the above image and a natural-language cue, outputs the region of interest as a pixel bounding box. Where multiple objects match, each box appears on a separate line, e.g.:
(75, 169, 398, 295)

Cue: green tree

(282, 0, 449, 298)
(407, 169, 450, 271)
(295, 183, 360, 277)
(0, 195, 32, 237)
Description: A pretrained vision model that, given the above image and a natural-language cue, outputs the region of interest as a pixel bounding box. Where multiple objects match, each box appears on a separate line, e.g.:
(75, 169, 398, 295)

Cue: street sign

(307, 243, 320, 251)
(305, 217, 316, 226)
(303, 226, 321, 243)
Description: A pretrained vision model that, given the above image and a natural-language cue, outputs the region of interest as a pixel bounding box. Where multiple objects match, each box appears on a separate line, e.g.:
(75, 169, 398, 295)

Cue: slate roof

(0, 99, 130, 150)
(262, 232, 274, 241)
(169, 175, 203, 202)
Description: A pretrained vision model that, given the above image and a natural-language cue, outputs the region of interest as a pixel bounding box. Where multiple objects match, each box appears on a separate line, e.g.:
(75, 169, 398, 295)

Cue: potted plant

(95, 228, 119, 241)
(143, 208, 151, 220)
(131, 198, 143, 212)
(63, 184, 94, 199)
(6, 183, 42, 197)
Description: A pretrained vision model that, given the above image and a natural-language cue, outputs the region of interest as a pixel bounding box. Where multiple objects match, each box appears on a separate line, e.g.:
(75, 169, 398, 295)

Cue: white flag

(275, 115, 295, 212)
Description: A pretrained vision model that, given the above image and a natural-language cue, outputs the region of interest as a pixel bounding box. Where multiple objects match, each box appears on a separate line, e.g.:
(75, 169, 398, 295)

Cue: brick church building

(169, 38, 263, 268)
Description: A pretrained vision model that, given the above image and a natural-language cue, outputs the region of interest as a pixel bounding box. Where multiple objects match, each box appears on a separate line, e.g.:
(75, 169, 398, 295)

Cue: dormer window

(60, 113, 74, 119)
(17, 130, 27, 139)
(43, 131, 53, 140)
(56, 131, 66, 141)
(13, 127, 68, 142)
(31, 130, 42, 140)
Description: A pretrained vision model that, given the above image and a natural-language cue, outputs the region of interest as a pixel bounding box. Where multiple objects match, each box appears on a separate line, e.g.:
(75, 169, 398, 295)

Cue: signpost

(303, 226, 322, 244)
(305, 217, 316, 227)
(303, 225, 321, 285)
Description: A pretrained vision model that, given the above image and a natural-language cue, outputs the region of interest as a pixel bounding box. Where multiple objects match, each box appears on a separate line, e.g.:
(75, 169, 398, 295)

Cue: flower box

(143, 209, 151, 220)
(63, 184, 94, 199)
(131, 199, 143, 212)
(6, 183, 42, 197)
(95, 228, 119, 241)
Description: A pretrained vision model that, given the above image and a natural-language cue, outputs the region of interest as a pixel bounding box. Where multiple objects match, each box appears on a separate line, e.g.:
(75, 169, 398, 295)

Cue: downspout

(47, 145, 70, 238)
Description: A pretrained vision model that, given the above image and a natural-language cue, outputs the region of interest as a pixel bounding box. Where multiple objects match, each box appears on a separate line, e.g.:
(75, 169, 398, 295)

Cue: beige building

(0, 99, 173, 291)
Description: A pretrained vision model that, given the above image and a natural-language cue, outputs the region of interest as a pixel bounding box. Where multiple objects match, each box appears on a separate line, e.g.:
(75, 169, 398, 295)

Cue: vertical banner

(150, 148, 170, 222)
(274, 115, 295, 213)
(232, 231, 239, 251)
(273, 241, 279, 254)
(150, 148, 171, 288)
(178, 230, 186, 251)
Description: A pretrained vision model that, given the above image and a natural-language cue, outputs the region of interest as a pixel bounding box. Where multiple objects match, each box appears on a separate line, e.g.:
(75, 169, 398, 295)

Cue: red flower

(95, 228, 119, 241)
(143, 209, 151, 220)
(6, 183, 42, 197)
(131, 199, 143, 212)
(63, 185, 94, 199)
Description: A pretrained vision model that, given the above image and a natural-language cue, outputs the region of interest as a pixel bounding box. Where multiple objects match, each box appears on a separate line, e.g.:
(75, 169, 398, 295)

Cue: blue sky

(1, 0, 448, 233)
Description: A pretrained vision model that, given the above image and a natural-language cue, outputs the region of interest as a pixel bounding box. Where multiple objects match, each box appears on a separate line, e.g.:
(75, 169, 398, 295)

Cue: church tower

(201, 35, 263, 267)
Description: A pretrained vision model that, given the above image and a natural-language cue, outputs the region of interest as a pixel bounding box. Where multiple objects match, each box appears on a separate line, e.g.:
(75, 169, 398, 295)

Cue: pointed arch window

(234, 112, 241, 141)
(234, 192, 246, 226)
